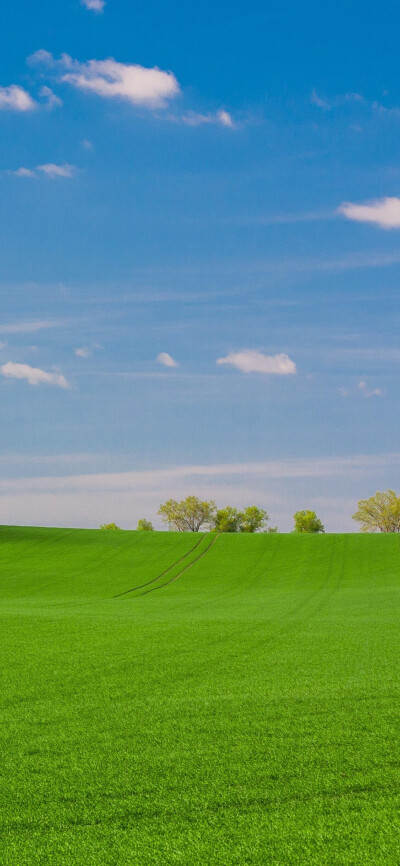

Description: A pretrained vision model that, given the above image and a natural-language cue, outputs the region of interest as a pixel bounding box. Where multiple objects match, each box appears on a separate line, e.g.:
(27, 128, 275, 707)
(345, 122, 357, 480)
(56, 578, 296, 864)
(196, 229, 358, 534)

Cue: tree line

(100, 489, 400, 534)
(101, 497, 324, 533)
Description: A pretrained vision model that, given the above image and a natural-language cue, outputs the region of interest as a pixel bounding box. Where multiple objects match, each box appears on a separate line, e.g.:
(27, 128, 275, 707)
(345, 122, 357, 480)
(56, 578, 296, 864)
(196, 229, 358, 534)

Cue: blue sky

(1, 0, 400, 530)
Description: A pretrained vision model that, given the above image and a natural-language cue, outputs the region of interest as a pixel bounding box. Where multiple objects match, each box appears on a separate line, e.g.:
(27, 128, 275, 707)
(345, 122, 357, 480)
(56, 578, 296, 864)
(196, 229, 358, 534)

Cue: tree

(352, 489, 400, 533)
(239, 505, 269, 533)
(99, 522, 121, 530)
(158, 496, 217, 532)
(136, 519, 154, 531)
(213, 506, 242, 533)
(293, 510, 324, 534)
(212, 505, 271, 533)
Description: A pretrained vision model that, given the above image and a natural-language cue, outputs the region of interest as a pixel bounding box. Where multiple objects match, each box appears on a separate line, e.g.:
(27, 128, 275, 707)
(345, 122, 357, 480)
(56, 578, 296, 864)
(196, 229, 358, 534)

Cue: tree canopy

(352, 489, 400, 533)
(212, 505, 271, 533)
(213, 506, 242, 533)
(158, 496, 217, 532)
(240, 505, 269, 533)
(136, 519, 154, 531)
(158, 498, 274, 533)
(293, 510, 324, 534)
(99, 523, 122, 530)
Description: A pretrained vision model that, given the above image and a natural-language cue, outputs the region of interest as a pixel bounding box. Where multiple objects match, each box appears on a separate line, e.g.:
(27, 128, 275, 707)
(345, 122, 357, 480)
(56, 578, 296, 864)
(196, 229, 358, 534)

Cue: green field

(1, 527, 400, 864)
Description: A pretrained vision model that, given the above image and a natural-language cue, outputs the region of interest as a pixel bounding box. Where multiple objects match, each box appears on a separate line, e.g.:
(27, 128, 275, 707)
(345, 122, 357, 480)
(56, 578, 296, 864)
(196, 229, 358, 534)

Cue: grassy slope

(1, 527, 400, 864)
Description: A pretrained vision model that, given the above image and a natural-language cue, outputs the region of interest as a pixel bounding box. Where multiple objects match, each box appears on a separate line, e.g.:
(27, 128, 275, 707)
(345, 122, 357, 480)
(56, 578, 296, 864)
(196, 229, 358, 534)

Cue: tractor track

(113, 534, 206, 598)
(138, 532, 220, 597)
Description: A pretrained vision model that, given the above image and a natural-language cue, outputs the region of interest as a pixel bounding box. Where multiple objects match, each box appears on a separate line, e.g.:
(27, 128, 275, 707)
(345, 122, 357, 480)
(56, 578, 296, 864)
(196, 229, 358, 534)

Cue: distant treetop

(99, 522, 122, 530)
(158, 496, 216, 532)
(137, 519, 154, 531)
(353, 490, 400, 532)
(293, 510, 324, 534)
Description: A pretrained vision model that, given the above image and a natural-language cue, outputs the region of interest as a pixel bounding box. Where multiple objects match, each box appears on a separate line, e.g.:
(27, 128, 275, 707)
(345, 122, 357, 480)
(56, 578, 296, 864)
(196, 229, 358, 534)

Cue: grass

(1, 526, 400, 864)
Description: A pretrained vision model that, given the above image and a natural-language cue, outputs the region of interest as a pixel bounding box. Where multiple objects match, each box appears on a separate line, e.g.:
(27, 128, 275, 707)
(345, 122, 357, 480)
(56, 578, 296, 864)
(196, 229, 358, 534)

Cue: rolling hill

(1, 526, 400, 864)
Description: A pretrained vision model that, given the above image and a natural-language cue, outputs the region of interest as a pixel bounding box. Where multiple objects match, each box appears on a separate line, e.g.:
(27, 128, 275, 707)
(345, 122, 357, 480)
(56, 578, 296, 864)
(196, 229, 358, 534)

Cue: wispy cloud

(372, 100, 400, 119)
(310, 88, 331, 110)
(81, 0, 105, 12)
(38, 163, 75, 178)
(75, 347, 92, 358)
(0, 84, 36, 111)
(338, 196, 400, 229)
(0, 362, 69, 388)
(311, 89, 366, 111)
(30, 51, 180, 110)
(11, 167, 36, 178)
(0, 319, 67, 334)
(127, 250, 400, 279)
(335, 347, 400, 363)
(9, 164, 75, 179)
(311, 88, 400, 127)
(0, 452, 398, 531)
(1, 453, 398, 493)
(339, 381, 383, 398)
(156, 352, 178, 368)
(181, 108, 235, 128)
(226, 209, 335, 227)
(358, 380, 383, 398)
(217, 350, 297, 375)
(39, 86, 63, 109)
(8, 163, 75, 179)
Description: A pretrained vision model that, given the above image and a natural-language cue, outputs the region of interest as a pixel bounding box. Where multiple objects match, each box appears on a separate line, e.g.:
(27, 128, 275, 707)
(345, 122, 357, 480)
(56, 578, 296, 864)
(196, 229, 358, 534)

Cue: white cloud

(39, 86, 63, 109)
(75, 347, 92, 358)
(29, 49, 54, 66)
(217, 109, 234, 128)
(37, 163, 75, 178)
(0, 84, 36, 111)
(31, 51, 180, 109)
(156, 352, 178, 368)
(217, 350, 297, 375)
(0, 362, 69, 388)
(338, 196, 400, 229)
(81, 138, 93, 150)
(11, 167, 36, 178)
(81, 0, 105, 11)
(358, 381, 383, 398)
(182, 108, 235, 128)
(7, 163, 75, 179)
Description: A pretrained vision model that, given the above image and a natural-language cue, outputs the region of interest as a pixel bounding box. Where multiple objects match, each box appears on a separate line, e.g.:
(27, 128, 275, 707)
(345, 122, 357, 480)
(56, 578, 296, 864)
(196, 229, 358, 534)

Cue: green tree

(239, 505, 269, 533)
(99, 522, 121, 530)
(213, 506, 242, 533)
(158, 496, 217, 532)
(352, 489, 400, 532)
(136, 519, 154, 531)
(293, 510, 324, 534)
